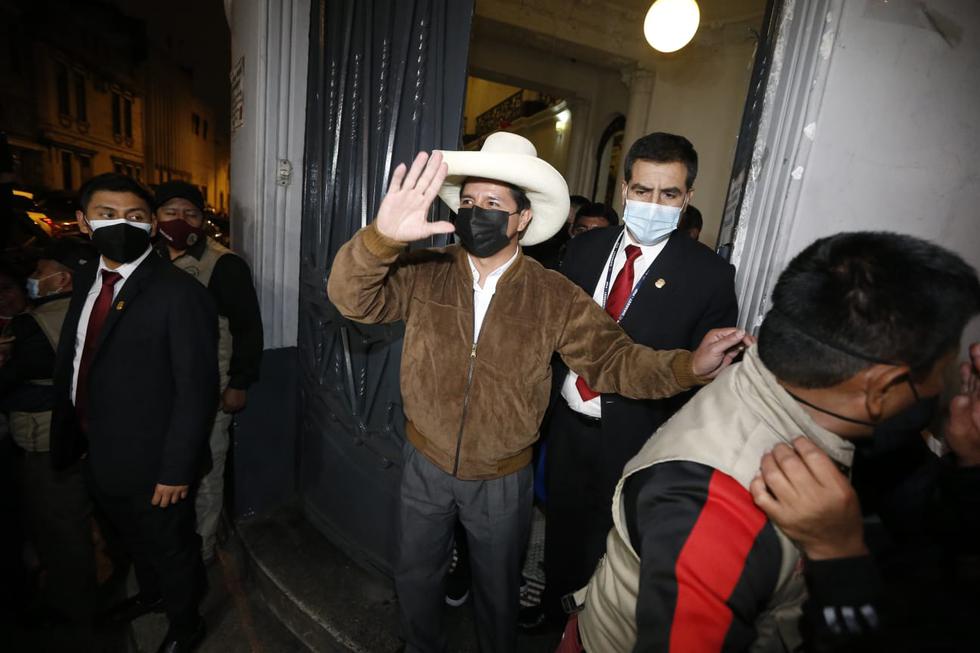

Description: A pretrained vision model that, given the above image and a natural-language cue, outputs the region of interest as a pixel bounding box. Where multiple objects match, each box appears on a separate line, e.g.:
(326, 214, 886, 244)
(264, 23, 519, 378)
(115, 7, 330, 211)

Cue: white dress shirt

(561, 229, 668, 417)
(468, 248, 519, 342)
(71, 247, 153, 403)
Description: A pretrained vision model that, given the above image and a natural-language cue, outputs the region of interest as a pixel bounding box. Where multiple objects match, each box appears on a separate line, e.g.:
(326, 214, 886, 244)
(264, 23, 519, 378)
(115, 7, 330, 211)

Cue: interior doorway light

(643, 0, 700, 53)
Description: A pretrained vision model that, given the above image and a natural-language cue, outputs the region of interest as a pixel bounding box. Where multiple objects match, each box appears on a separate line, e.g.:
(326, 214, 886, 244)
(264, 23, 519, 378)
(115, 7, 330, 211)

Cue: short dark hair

(78, 173, 154, 212)
(678, 205, 703, 231)
(624, 132, 698, 189)
(758, 232, 980, 388)
(460, 177, 531, 213)
(569, 195, 590, 212)
(575, 202, 619, 226)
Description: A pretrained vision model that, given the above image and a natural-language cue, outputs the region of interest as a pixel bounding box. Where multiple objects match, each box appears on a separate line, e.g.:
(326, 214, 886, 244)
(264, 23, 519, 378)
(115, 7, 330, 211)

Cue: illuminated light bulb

(555, 109, 571, 132)
(643, 0, 700, 53)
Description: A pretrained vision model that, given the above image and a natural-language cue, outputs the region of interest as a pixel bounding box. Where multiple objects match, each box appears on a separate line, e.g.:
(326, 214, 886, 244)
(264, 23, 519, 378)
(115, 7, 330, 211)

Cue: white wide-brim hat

(436, 132, 570, 247)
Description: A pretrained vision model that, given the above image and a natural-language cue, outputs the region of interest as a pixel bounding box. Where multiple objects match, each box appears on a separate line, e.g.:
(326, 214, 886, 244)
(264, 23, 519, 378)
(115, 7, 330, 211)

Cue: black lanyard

(600, 232, 653, 323)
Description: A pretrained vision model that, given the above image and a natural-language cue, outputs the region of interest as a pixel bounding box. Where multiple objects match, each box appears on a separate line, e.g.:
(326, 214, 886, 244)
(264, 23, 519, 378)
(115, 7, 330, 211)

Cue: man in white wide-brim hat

(327, 132, 752, 652)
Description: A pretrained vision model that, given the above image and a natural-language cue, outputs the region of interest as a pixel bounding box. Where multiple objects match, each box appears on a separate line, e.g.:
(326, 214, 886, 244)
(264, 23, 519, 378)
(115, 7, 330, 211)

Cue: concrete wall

(641, 39, 757, 246)
(783, 0, 980, 347)
(468, 32, 629, 196)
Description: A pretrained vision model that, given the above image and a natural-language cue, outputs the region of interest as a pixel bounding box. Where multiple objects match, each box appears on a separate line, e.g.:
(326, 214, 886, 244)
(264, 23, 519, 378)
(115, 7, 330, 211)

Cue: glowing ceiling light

(643, 0, 701, 53)
(555, 109, 571, 132)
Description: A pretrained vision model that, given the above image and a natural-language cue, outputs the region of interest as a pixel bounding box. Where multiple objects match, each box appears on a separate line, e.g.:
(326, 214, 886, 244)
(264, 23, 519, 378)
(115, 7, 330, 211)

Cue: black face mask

(89, 222, 151, 263)
(787, 377, 938, 434)
(455, 206, 514, 258)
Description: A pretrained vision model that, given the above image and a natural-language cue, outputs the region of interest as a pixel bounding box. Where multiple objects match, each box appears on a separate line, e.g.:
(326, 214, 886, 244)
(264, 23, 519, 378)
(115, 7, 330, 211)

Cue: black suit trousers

(86, 465, 203, 636)
(543, 402, 621, 618)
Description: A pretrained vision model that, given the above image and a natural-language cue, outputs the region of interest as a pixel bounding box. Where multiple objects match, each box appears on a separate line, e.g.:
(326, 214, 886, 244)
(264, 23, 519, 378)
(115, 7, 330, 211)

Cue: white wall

(229, 0, 308, 349)
(783, 0, 980, 348)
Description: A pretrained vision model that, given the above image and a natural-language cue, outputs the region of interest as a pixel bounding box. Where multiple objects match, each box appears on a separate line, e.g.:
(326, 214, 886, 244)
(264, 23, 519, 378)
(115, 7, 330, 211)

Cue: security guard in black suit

(50, 174, 218, 653)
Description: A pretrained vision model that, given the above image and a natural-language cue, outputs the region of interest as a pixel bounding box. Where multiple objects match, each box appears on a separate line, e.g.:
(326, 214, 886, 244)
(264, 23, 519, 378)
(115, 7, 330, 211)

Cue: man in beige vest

(568, 232, 980, 653)
(153, 181, 263, 564)
(0, 241, 98, 638)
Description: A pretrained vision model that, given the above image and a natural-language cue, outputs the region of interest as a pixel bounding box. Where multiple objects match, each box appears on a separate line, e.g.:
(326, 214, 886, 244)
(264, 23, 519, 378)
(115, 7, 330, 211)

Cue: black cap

(154, 181, 205, 212)
(41, 239, 97, 273)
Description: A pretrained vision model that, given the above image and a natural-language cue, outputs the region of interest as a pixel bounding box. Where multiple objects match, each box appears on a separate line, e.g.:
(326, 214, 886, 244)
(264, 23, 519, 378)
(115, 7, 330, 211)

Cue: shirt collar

(98, 246, 153, 282)
(468, 247, 520, 292)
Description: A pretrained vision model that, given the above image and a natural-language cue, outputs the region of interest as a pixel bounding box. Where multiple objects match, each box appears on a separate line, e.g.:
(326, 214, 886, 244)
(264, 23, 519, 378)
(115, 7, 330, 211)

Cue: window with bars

(55, 62, 70, 116)
(74, 72, 87, 122)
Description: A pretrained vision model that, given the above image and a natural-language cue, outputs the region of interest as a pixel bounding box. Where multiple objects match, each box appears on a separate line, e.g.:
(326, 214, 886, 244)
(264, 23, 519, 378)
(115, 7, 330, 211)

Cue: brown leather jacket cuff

(670, 350, 711, 389)
(363, 222, 407, 259)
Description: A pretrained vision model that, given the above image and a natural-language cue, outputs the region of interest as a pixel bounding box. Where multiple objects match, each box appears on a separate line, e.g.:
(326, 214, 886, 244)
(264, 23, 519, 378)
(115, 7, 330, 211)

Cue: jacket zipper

(451, 340, 479, 477)
(452, 294, 492, 477)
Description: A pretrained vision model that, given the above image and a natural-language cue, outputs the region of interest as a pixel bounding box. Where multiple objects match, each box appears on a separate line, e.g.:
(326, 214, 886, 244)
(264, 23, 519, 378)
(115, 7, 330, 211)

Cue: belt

(563, 402, 601, 426)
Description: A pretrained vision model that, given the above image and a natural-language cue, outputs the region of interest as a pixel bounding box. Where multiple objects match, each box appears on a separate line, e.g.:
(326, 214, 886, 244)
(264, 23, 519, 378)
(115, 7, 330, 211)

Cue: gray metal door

(298, 0, 473, 575)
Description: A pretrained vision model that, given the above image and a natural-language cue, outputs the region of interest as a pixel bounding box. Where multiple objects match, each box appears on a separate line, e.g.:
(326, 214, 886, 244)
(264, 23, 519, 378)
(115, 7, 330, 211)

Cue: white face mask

(26, 273, 61, 300)
(622, 199, 683, 245)
(87, 218, 153, 233)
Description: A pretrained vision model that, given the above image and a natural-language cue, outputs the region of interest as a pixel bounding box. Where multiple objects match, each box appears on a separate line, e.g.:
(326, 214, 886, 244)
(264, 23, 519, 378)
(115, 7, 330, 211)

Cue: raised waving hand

(376, 151, 454, 243)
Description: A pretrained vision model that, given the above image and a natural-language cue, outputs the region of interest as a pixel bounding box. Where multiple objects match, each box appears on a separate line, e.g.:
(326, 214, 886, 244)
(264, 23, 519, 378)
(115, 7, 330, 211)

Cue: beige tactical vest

(577, 347, 856, 653)
(171, 238, 234, 389)
(9, 296, 71, 452)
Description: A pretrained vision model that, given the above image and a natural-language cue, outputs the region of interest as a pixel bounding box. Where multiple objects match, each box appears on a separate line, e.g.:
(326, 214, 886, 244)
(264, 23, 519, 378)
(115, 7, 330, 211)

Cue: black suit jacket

(557, 227, 738, 469)
(50, 252, 219, 495)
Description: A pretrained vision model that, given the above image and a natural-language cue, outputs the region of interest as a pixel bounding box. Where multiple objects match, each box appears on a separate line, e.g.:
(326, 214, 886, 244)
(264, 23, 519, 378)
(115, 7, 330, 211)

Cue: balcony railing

(473, 89, 561, 139)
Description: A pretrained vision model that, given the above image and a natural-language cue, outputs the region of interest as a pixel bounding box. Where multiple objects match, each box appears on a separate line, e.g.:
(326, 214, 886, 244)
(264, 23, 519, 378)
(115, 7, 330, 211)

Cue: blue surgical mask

(26, 277, 42, 300)
(622, 199, 683, 245)
(26, 273, 60, 300)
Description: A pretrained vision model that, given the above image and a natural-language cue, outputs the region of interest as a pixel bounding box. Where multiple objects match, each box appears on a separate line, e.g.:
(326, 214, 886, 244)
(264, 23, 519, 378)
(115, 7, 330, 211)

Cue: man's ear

(518, 209, 533, 233)
(150, 213, 158, 238)
(863, 364, 912, 421)
(76, 210, 90, 235)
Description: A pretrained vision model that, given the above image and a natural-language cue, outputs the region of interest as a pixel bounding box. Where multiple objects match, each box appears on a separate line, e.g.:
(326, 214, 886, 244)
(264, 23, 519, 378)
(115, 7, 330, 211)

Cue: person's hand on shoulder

(690, 327, 756, 378)
(750, 437, 867, 560)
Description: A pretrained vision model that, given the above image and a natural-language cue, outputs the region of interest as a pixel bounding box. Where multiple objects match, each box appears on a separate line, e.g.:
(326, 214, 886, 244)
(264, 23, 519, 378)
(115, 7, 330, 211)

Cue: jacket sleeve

(555, 283, 705, 400)
(209, 254, 264, 389)
(687, 263, 738, 350)
(158, 279, 220, 486)
(625, 462, 782, 653)
(0, 313, 56, 397)
(326, 222, 418, 324)
(799, 555, 884, 653)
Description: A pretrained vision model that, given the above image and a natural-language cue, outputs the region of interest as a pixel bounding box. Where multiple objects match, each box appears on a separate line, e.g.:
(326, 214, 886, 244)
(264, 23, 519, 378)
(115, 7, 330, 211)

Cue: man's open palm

(376, 151, 454, 243)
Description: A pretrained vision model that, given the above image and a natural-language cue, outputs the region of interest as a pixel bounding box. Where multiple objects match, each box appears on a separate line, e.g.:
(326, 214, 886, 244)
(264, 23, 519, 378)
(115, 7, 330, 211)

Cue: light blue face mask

(26, 273, 60, 300)
(622, 199, 683, 245)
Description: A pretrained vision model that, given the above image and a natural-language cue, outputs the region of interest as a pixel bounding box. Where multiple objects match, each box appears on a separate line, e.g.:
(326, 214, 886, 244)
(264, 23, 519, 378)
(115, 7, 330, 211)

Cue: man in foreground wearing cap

(0, 241, 98, 639)
(327, 132, 752, 653)
(153, 181, 263, 564)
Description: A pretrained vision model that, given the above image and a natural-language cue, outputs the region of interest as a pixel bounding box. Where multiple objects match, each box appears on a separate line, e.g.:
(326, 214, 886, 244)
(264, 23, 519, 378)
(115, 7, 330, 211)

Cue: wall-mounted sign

(231, 56, 245, 132)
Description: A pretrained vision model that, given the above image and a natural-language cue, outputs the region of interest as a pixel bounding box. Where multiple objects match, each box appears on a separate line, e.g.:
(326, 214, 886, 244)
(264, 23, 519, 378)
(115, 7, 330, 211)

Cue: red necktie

(75, 270, 122, 432)
(576, 245, 643, 401)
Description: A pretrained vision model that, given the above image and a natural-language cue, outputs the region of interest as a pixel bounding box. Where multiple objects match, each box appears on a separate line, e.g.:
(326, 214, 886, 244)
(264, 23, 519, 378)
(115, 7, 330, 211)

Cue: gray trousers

(396, 443, 533, 653)
(195, 408, 232, 558)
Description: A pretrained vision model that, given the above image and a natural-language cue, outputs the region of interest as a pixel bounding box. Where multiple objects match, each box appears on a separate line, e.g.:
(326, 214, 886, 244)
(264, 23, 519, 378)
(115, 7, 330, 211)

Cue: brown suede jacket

(327, 223, 707, 480)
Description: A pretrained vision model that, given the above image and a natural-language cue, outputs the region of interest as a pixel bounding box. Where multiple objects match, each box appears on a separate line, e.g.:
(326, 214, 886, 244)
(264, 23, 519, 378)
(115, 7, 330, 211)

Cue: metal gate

(297, 0, 473, 575)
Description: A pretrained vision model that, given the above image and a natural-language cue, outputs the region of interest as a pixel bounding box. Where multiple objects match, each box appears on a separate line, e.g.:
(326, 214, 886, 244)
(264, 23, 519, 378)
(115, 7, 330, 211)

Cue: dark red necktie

(75, 270, 122, 432)
(576, 244, 643, 401)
